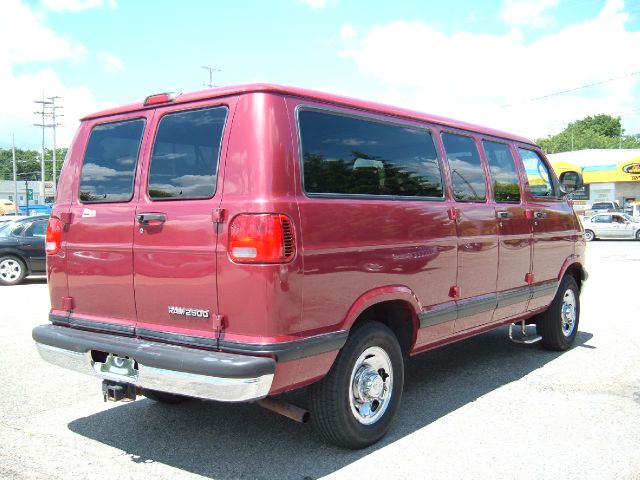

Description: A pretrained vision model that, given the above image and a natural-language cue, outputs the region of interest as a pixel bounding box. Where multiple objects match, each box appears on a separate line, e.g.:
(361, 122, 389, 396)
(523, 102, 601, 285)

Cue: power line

(503, 70, 640, 108)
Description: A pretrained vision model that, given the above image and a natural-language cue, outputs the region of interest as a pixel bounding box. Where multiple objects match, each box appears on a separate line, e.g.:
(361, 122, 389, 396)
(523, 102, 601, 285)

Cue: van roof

(82, 83, 535, 146)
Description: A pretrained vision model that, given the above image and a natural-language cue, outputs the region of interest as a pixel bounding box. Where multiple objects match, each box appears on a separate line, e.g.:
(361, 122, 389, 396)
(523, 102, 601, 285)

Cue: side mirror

(558, 170, 583, 195)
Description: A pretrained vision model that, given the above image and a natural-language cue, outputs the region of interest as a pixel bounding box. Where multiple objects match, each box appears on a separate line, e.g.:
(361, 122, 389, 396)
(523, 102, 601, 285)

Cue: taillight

(45, 216, 63, 255)
(228, 214, 295, 263)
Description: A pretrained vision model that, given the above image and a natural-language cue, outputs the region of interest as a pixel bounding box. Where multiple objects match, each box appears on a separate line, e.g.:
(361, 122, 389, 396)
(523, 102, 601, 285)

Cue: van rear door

(65, 113, 151, 332)
(132, 101, 232, 343)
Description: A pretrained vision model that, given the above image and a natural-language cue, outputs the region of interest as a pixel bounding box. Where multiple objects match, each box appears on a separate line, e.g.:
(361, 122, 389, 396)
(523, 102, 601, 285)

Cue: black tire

(142, 388, 188, 404)
(309, 322, 404, 449)
(636, 230, 640, 240)
(583, 230, 595, 242)
(536, 275, 580, 351)
(0, 255, 27, 286)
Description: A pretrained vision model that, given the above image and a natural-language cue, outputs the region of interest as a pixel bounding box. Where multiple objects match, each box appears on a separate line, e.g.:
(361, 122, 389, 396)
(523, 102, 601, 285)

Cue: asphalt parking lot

(1, 241, 639, 480)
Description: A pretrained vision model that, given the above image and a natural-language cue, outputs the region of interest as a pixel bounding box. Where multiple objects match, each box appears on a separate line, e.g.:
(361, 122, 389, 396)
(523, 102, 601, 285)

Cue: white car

(581, 213, 640, 241)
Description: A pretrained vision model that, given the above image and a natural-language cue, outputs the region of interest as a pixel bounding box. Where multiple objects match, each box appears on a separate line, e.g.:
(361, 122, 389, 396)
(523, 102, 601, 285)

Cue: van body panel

(63, 112, 153, 330)
(131, 99, 235, 340)
(450, 203, 499, 331)
(216, 93, 304, 343)
(286, 98, 459, 347)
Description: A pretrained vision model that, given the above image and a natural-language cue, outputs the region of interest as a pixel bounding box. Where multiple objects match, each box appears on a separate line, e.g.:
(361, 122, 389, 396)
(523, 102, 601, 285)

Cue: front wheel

(309, 322, 404, 449)
(536, 275, 580, 351)
(636, 230, 640, 240)
(583, 230, 595, 241)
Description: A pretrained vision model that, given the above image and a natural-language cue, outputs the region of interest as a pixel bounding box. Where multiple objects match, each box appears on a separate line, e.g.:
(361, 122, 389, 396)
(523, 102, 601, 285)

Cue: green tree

(537, 114, 640, 153)
(0, 147, 68, 182)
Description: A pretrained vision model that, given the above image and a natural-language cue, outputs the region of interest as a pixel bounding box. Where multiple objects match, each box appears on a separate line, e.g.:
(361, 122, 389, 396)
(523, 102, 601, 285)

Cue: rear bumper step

(32, 324, 275, 402)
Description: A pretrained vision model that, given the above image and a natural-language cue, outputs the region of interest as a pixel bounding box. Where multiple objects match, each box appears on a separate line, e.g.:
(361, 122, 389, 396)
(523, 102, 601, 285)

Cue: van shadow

(68, 327, 594, 480)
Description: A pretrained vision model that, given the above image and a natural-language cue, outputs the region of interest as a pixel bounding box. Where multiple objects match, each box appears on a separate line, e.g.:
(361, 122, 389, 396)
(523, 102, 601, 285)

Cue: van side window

(483, 140, 520, 203)
(298, 110, 443, 198)
(519, 148, 555, 197)
(148, 107, 227, 200)
(79, 119, 145, 203)
(441, 133, 487, 202)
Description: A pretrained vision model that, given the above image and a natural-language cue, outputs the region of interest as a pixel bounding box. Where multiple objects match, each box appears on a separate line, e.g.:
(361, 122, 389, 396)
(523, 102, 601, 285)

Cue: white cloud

(40, 0, 117, 12)
(501, 0, 560, 28)
(0, 1, 113, 149)
(97, 52, 124, 74)
(0, 0, 87, 62)
(340, 0, 640, 140)
(341, 23, 357, 42)
(299, 0, 330, 9)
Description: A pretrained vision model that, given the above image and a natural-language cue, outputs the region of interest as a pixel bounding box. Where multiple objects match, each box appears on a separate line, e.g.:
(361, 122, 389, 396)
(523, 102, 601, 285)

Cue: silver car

(582, 213, 640, 241)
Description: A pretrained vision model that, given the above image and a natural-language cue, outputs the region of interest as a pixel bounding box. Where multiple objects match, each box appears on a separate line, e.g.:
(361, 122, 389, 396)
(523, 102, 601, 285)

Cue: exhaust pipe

(256, 397, 310, 423)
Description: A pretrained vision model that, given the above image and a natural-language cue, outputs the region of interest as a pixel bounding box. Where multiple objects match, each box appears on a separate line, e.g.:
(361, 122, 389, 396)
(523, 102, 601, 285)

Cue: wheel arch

(559, 258, 587, 292)
(339, 286, 420, 356)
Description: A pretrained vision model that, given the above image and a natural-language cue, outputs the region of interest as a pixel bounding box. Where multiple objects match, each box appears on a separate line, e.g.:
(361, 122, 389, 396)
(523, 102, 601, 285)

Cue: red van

(33, 84, 586, 449)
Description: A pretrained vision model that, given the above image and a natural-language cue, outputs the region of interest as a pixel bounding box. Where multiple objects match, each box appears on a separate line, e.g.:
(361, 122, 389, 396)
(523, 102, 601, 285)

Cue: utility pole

(34, 94, 52, 203)
(12, 134, 18, 206)
(46, 96, 63, 191)
(201, 65, 221, 88)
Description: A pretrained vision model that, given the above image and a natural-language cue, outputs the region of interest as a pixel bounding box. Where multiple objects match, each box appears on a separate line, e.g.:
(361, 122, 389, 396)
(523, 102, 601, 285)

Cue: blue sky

(2, 0, 639, 149)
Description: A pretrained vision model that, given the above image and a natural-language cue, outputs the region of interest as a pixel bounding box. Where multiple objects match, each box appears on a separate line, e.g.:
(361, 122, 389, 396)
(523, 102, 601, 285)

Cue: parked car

(32, 84, 586, 449)
(0, 215, 49, 285)
(0, 198, 18, 216)
(581, 212, 640, 241)
(585, 201, 621, 217)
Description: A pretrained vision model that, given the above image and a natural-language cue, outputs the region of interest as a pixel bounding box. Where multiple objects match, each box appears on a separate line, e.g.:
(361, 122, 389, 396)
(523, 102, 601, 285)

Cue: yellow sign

(551, 156, 640, 183)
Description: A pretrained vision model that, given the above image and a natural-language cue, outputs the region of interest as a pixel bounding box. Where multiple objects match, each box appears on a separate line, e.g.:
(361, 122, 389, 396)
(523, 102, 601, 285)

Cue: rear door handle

(496, 211, 513, 219)
(137, 213, 166, 225)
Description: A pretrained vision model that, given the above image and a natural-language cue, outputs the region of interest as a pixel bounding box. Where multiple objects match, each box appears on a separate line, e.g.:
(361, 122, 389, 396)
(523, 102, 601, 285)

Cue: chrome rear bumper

(33, 325, 275, 402)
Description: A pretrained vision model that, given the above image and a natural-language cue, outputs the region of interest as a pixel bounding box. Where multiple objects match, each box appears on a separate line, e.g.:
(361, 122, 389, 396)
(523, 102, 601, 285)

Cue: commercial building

(0, 180, 51, 206)
(548, 149, 640, 212)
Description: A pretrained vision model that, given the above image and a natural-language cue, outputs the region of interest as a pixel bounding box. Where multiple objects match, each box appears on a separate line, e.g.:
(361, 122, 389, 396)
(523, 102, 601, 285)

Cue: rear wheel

(309, 322, 404, 449)
(0, 255, 26, 286)
(536, 275, 580, 351)
(583, 230, 595, 241)
(142, 389, 188, 404)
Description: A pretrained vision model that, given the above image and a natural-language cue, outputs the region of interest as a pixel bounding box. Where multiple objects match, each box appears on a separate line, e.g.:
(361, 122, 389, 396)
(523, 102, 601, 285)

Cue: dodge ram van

(33, 84, 586, 449)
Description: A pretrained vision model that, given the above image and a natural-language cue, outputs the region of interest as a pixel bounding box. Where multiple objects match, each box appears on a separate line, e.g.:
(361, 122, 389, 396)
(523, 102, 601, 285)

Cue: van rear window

(79, 119, 145, 203)
(298, 110, 443, 198)
(148, 107, 227, 200)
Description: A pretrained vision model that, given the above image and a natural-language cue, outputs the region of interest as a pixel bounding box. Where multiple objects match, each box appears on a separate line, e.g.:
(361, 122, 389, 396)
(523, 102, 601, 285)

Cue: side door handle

(496, 211, 513, 219)
(137, 213, 166, 225)
(533, 211, 547, 219)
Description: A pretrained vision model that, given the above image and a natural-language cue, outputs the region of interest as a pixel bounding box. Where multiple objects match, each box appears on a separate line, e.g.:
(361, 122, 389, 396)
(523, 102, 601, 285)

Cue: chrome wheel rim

(349, 346, 393, 425)
(584, 231, 593, 241)
(0, 258, 21, 283)
(560, 289, 577, 337)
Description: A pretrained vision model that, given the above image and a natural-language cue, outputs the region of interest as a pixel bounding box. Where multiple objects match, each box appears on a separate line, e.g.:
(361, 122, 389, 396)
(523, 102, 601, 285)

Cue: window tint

(483, 141, 520, 203)
(299, 110, 443, 198)
(442, 133, 487, 202)
(519, 148, 555, 197)
(148, 107, 227, 200)
(592, 215, 611, 223)
(25, 220, 47, 237)
(79, 119, 145, 203)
